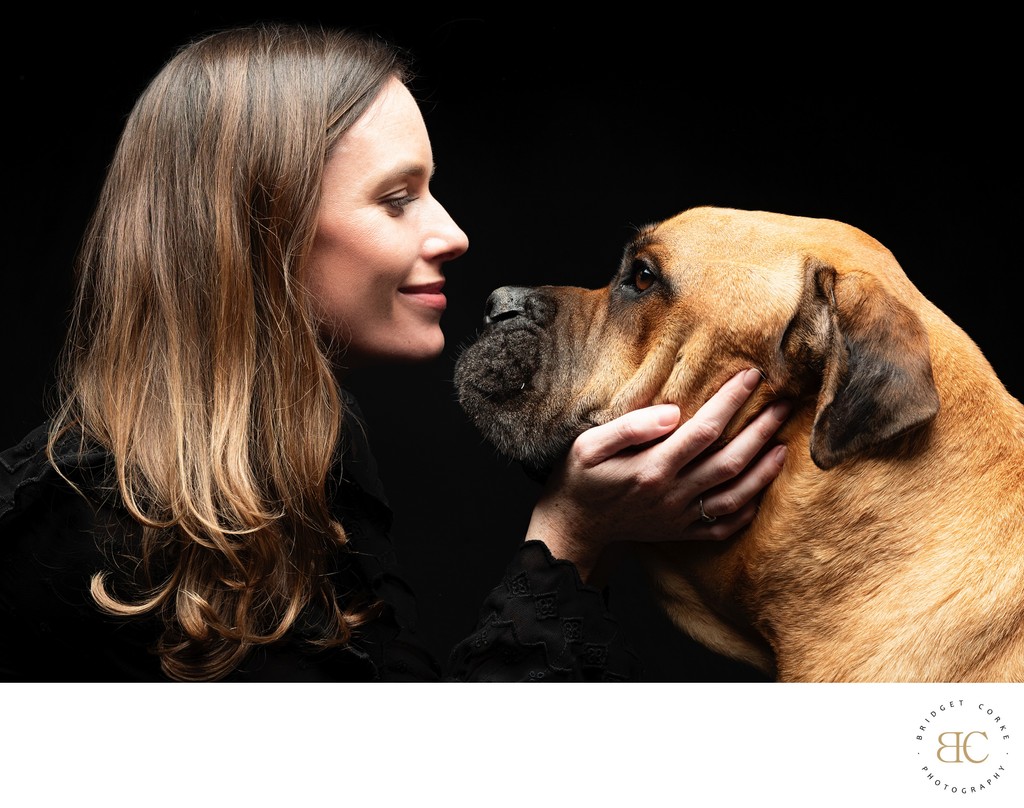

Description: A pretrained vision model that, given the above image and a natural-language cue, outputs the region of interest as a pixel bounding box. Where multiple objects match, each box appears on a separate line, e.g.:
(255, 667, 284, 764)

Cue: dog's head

(454, 206, 940, 474)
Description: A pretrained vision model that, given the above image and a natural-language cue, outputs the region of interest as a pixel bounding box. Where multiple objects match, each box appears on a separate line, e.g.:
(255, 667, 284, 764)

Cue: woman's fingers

(574, 368, 763, 468)
(680, 399, 792, 491)
(572, 404, 681, 466)
(650, 368, 765, 472)
(697, 443, 788, 525)
(682, 497, 763, 542)
(630, 440, 787, 545)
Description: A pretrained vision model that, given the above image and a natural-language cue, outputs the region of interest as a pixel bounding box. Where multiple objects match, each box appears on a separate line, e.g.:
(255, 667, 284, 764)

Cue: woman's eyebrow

(394, 162, 436, 179)
(368, 161, 436, 194)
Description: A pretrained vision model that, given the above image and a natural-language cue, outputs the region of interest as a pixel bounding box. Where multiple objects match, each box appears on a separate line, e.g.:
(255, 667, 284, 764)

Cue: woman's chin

(345, 334, 446, 368)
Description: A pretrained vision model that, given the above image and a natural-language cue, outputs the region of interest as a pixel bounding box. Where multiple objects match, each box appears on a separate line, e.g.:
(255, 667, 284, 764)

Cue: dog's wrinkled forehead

(644, 206, 903, 289)
(631, 209, 807, 316)
(648, 209, 797, 262)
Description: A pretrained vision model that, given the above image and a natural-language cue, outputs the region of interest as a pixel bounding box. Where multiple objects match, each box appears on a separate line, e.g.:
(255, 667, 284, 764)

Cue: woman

(0, 23, 788, 681)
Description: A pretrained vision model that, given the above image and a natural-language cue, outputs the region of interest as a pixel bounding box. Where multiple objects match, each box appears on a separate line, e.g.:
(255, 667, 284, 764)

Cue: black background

(7, 9, 1020, 680)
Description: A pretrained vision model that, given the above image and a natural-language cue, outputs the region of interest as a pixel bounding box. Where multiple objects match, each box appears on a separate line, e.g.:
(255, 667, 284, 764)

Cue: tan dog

(454, 206, 1024, 682)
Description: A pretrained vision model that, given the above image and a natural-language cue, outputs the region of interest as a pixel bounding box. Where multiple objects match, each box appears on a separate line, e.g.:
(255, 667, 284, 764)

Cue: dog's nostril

(484, 285, 531, 324)
(485, 309, 520, 324)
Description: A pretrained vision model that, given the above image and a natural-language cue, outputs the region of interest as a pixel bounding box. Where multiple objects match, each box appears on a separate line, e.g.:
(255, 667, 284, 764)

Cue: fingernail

(742, 368, 762, 389)
(654, 404, 681, 426)
(772, 444, 788, 465)
(771, 400, 793, 419)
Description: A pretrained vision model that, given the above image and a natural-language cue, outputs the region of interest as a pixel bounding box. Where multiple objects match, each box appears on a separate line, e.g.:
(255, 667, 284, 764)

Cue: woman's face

(305, 77, 469, 368)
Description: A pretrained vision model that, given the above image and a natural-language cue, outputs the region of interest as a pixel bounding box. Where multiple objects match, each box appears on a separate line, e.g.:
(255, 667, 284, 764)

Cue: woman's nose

(423, 198, 469, 262)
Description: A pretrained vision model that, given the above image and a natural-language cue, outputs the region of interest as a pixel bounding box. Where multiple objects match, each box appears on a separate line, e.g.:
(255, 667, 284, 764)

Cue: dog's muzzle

(454, 285, 581, 473)
(455, 286, 550, 405)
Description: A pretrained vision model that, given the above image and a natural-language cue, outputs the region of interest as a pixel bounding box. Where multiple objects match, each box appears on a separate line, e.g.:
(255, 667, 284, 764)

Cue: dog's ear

(788, 258, 940, 470)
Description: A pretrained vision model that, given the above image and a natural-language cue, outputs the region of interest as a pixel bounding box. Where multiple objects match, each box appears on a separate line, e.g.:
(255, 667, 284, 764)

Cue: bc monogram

(935, 731, 988, 763)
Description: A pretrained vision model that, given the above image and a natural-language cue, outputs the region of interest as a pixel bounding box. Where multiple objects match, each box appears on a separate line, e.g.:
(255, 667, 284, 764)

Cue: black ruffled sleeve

(447, 540, 641, 682)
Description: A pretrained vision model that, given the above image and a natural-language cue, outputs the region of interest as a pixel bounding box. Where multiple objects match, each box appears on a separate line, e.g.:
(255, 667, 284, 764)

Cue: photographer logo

(916, 698, 1012, 797)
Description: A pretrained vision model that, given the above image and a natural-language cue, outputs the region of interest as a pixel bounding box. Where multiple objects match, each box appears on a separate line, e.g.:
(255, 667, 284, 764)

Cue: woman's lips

(399, 281, 447, 311)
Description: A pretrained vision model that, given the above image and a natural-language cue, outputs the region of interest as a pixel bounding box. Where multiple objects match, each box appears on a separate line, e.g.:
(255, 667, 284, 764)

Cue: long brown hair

(47, 23, 410, 680)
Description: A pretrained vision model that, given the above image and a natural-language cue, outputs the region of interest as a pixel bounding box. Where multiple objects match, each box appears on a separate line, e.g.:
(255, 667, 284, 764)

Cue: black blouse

(0, 394, 640, 682)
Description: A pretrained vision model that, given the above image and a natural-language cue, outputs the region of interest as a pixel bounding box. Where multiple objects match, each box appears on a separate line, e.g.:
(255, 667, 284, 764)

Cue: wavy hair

(47, 23, 410, 680)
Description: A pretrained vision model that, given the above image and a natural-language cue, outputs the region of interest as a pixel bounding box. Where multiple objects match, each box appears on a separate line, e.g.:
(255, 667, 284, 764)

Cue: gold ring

(699, 498, 716, 523)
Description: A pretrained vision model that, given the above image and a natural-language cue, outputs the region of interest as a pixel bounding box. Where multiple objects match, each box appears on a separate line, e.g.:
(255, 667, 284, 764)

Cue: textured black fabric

(0, 394, 641, 682)
(448, 541, 641, 681)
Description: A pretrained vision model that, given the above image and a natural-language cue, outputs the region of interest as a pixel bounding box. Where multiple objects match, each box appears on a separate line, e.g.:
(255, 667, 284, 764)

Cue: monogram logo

(914, 698, 1013, 797)
(936, 730, 989, 764)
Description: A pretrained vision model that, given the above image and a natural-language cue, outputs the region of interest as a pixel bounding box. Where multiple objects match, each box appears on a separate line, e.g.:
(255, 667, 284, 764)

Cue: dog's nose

(484, 286, 532, 324)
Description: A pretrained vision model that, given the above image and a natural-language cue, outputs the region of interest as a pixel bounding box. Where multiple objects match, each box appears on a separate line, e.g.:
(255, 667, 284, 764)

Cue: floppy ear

(787, 258, 940, 470)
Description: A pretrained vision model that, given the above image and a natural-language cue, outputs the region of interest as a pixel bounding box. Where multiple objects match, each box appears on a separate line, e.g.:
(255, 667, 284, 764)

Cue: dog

(453, 206, 1024, 682)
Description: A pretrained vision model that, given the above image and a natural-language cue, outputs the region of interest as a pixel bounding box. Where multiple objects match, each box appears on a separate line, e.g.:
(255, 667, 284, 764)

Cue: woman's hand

(526, 368, 790, 582)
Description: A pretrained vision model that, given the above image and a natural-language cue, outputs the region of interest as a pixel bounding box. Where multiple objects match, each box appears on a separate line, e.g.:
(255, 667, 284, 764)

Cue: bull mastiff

(453, 206, 1024, 682)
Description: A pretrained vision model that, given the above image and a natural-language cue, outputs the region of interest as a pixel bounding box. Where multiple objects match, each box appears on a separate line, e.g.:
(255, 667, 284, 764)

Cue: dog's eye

(630, 264, 657, 292)
(617, 258, 661, 298)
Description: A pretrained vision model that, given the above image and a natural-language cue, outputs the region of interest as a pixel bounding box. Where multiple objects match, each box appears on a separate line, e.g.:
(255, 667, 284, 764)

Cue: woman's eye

(385, 194, 418, 213)
(631, 265, 657, 292)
